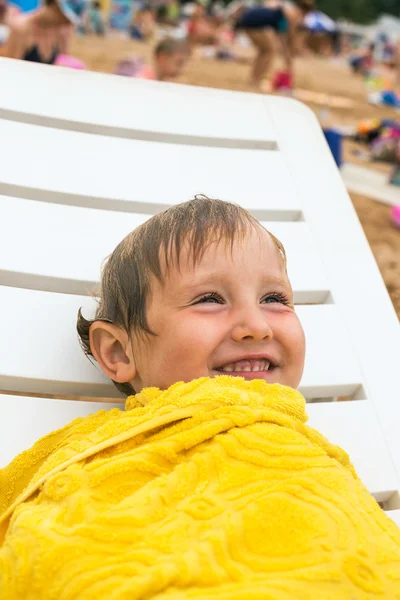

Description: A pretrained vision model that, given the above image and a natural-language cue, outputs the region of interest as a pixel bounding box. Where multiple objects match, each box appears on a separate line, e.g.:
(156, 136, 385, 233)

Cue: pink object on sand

(391, 205, 400, 228)
(55, 55, 85, 70)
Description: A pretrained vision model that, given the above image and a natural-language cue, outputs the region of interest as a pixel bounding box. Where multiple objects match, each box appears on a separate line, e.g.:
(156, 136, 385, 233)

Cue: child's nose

(231, 308, 273, 342)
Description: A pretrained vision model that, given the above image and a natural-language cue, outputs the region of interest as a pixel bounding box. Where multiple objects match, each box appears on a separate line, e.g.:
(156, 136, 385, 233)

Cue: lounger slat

(0, 119, 300, 218)
(0, 196, 329, 303)
(0, 394, 121, 468)
(0, 58, 278, 146)
(388, 511, 400, 527)
(0, 285, 362, 399)
(307, 401, 399, 499)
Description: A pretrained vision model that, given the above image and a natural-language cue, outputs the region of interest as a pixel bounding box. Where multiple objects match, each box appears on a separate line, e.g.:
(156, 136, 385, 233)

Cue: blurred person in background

(156, 0, 180, 26)
(349, 42, 375, 76)
(0, 0, 20, 45)
(115, 37, 188, 81)
(130, 4, 155, 40)
(83, 0, 105, 35)
(187, 2, 220, 48)
(152, 37, 188, 79)
(396, 39, 400, 87)
(0, 0, 19, 27)
(228, 0, 314, 89)
(0, 0, 85, 62)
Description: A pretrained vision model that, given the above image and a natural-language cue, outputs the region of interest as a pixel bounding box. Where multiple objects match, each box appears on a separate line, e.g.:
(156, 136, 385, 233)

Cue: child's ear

(89, 322, 136, 384)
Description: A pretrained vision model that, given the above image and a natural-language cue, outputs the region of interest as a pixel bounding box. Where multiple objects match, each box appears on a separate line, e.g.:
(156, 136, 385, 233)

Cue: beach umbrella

(304, 11, 337, 33)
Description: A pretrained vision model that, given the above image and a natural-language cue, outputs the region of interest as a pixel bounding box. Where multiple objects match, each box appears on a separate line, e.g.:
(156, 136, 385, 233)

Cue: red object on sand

(272, 71, 292, 91)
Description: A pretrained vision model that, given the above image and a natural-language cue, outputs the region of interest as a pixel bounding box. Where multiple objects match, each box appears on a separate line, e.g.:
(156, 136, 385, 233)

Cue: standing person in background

(0, 0, 85, 62)
(83, 0, 105, 35)
(229, 0, 314, 89)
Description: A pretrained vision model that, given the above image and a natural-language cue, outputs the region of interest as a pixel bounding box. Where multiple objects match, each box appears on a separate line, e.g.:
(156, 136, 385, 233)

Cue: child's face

(157, 52, 187, 81)
(130, 227, 305, 392)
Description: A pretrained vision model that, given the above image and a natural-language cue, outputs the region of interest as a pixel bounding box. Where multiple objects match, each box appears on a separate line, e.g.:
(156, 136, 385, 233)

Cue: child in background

(2, 196, 400, 599)
(115, 37, 188, 81)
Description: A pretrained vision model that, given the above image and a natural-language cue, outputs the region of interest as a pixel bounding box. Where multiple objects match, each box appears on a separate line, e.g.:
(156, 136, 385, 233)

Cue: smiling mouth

(215, 359, 276, 374)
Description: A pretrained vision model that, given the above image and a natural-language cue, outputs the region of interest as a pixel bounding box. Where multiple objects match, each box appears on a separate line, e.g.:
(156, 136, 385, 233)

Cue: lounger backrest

(0, 59, 399, 523)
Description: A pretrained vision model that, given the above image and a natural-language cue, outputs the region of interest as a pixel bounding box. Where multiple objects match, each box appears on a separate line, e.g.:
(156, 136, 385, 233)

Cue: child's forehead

(193, 226, 280, 259)
(160, 227, 286, 283)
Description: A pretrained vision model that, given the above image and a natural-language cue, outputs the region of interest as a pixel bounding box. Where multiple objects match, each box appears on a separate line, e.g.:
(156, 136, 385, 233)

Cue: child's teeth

(219, 360, 272, 373)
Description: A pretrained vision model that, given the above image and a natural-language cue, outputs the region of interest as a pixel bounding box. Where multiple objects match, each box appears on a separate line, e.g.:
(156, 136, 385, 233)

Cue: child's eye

(262, 292, 290, 305)
(195, 292, 224, 304)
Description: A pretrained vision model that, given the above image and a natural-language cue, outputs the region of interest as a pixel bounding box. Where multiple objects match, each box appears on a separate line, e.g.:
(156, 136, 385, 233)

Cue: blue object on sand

(381, 91, 400, 108)
(323, 128, 343, 167)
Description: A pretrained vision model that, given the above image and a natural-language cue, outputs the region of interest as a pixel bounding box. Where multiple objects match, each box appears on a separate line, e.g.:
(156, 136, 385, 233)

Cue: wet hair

(77, 196, 287, 396)
(155, 37, 188, 58)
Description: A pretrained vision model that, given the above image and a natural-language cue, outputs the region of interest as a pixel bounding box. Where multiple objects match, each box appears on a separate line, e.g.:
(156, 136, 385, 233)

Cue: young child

(115, 37, 188, 81)
(1, 196, 400, 599)
(152, 37, 188, 81)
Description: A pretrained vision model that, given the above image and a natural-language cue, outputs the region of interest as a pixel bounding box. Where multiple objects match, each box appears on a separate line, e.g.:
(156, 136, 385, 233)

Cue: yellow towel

(1, 377, 400, 599)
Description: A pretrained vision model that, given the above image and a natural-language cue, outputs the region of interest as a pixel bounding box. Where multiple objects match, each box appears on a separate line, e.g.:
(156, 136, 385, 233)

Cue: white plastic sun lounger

(0, 58, 400, 525)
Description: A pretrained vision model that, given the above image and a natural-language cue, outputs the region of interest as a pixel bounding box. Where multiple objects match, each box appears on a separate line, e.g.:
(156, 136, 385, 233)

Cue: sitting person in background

(82, 0, 105, 35)
(187, 1, 219, 49)
(0, 0, 84, 63)
(115, 37, 188, 81)
(349, 42, 375, 76)
(129, 3, 155, 40)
